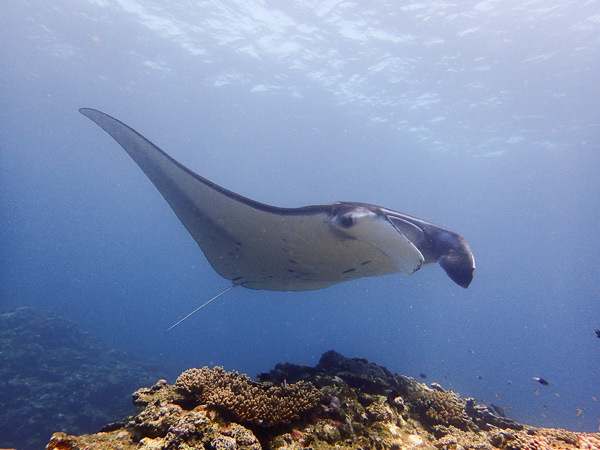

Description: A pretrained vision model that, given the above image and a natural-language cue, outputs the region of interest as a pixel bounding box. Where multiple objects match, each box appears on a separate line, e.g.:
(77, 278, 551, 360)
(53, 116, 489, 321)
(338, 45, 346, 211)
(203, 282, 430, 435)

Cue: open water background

(1, 0, 599, 434)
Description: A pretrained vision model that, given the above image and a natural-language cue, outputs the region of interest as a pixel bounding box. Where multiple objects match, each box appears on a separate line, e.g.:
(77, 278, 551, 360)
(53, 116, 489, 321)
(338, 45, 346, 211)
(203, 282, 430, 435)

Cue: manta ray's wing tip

(79, 107, 99, 118)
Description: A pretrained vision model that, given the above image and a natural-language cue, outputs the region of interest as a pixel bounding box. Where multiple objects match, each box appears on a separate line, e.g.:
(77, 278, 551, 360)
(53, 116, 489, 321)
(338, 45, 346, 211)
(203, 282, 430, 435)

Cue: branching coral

(410, 388, 473, 430)
(175, 366, 321, 426)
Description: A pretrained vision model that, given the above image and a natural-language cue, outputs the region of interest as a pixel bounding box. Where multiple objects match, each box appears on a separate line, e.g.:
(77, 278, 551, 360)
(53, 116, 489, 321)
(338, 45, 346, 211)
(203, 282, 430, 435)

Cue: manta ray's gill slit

(361, 260, 372, 265)
(343, 268, 357, 274)
(288, 259, 298, 264)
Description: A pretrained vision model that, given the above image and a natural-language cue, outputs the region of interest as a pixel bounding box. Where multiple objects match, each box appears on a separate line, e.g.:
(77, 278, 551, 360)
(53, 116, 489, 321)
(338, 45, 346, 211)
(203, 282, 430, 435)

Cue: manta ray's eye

(337, 213, 356, 228)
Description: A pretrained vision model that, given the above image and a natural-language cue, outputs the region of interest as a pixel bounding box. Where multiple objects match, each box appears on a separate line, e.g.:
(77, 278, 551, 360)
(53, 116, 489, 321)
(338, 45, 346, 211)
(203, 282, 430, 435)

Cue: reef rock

(0, 307, 163, 450)
(45, 350, 599, 450)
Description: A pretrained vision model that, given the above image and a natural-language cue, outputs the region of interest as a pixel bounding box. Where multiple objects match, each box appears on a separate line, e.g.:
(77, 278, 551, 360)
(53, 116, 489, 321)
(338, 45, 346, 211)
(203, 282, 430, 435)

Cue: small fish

(467, 349, 476, 355)
(534, 387, 540, 394)
(477, 375, 483, 380)
(555, 393, 562, 399)
(575, 408, 583, 417)
(594, 329, 600, 339)
(533, 377, 549, 386)
(490, 403, 506, 418)
(419, 373, 427, 379)
(592, 396, 598, 402)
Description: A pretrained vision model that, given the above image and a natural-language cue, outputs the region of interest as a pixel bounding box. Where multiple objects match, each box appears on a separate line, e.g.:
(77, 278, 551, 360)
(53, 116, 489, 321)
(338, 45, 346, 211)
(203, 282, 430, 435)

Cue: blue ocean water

(1, 0, 599, 435)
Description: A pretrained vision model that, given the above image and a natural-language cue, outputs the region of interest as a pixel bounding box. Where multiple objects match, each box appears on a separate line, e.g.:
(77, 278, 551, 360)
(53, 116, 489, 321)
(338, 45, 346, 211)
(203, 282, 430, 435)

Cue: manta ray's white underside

(80, 108, 475, 291)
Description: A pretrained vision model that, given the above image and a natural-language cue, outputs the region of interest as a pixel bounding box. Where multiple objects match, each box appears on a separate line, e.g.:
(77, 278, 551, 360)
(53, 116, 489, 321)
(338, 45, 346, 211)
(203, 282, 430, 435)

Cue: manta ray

(80, 108, 475, 328)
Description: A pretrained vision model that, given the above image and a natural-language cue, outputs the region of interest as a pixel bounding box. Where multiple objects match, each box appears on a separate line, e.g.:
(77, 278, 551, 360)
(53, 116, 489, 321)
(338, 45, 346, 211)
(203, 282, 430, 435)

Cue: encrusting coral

(174, 366, 322, 426)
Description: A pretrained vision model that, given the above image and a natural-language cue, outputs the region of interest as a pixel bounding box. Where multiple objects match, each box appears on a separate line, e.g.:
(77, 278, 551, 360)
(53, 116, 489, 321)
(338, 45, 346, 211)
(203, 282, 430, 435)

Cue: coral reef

(0, 307, 164, 450)
(174, 366, 322, 426)
(45, 350, 600, 450)
(409, 386, 473, 430)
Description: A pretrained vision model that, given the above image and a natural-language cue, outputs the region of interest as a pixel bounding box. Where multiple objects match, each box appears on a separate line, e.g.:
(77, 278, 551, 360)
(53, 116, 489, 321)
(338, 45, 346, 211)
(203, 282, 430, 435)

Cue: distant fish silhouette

(533, 377, 549, 386)
(80, 108, 475, 329)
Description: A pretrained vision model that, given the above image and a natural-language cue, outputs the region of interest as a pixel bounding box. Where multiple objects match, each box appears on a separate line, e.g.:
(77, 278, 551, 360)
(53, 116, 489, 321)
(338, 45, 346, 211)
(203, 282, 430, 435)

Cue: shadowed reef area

(0, 307, 164, 450)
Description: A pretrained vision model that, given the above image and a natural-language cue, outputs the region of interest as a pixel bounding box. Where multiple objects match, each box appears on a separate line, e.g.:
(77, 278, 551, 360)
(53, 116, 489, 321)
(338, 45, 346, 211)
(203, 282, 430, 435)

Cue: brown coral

(175, 366, 321, 426)
(410, 387, 473, 430)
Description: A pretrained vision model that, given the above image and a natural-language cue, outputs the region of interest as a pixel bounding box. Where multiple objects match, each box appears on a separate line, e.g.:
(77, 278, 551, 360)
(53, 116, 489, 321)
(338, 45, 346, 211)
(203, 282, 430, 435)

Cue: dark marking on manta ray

(79, 108, 475, 294)
(361, 260, 372, 265)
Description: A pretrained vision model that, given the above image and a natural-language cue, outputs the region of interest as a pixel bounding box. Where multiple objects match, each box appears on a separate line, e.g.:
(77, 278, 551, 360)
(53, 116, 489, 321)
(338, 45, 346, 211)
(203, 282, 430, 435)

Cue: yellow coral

(490, 428, 584, 450)
(579, 434, 600, 450)
(175, 366, 321, 426)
